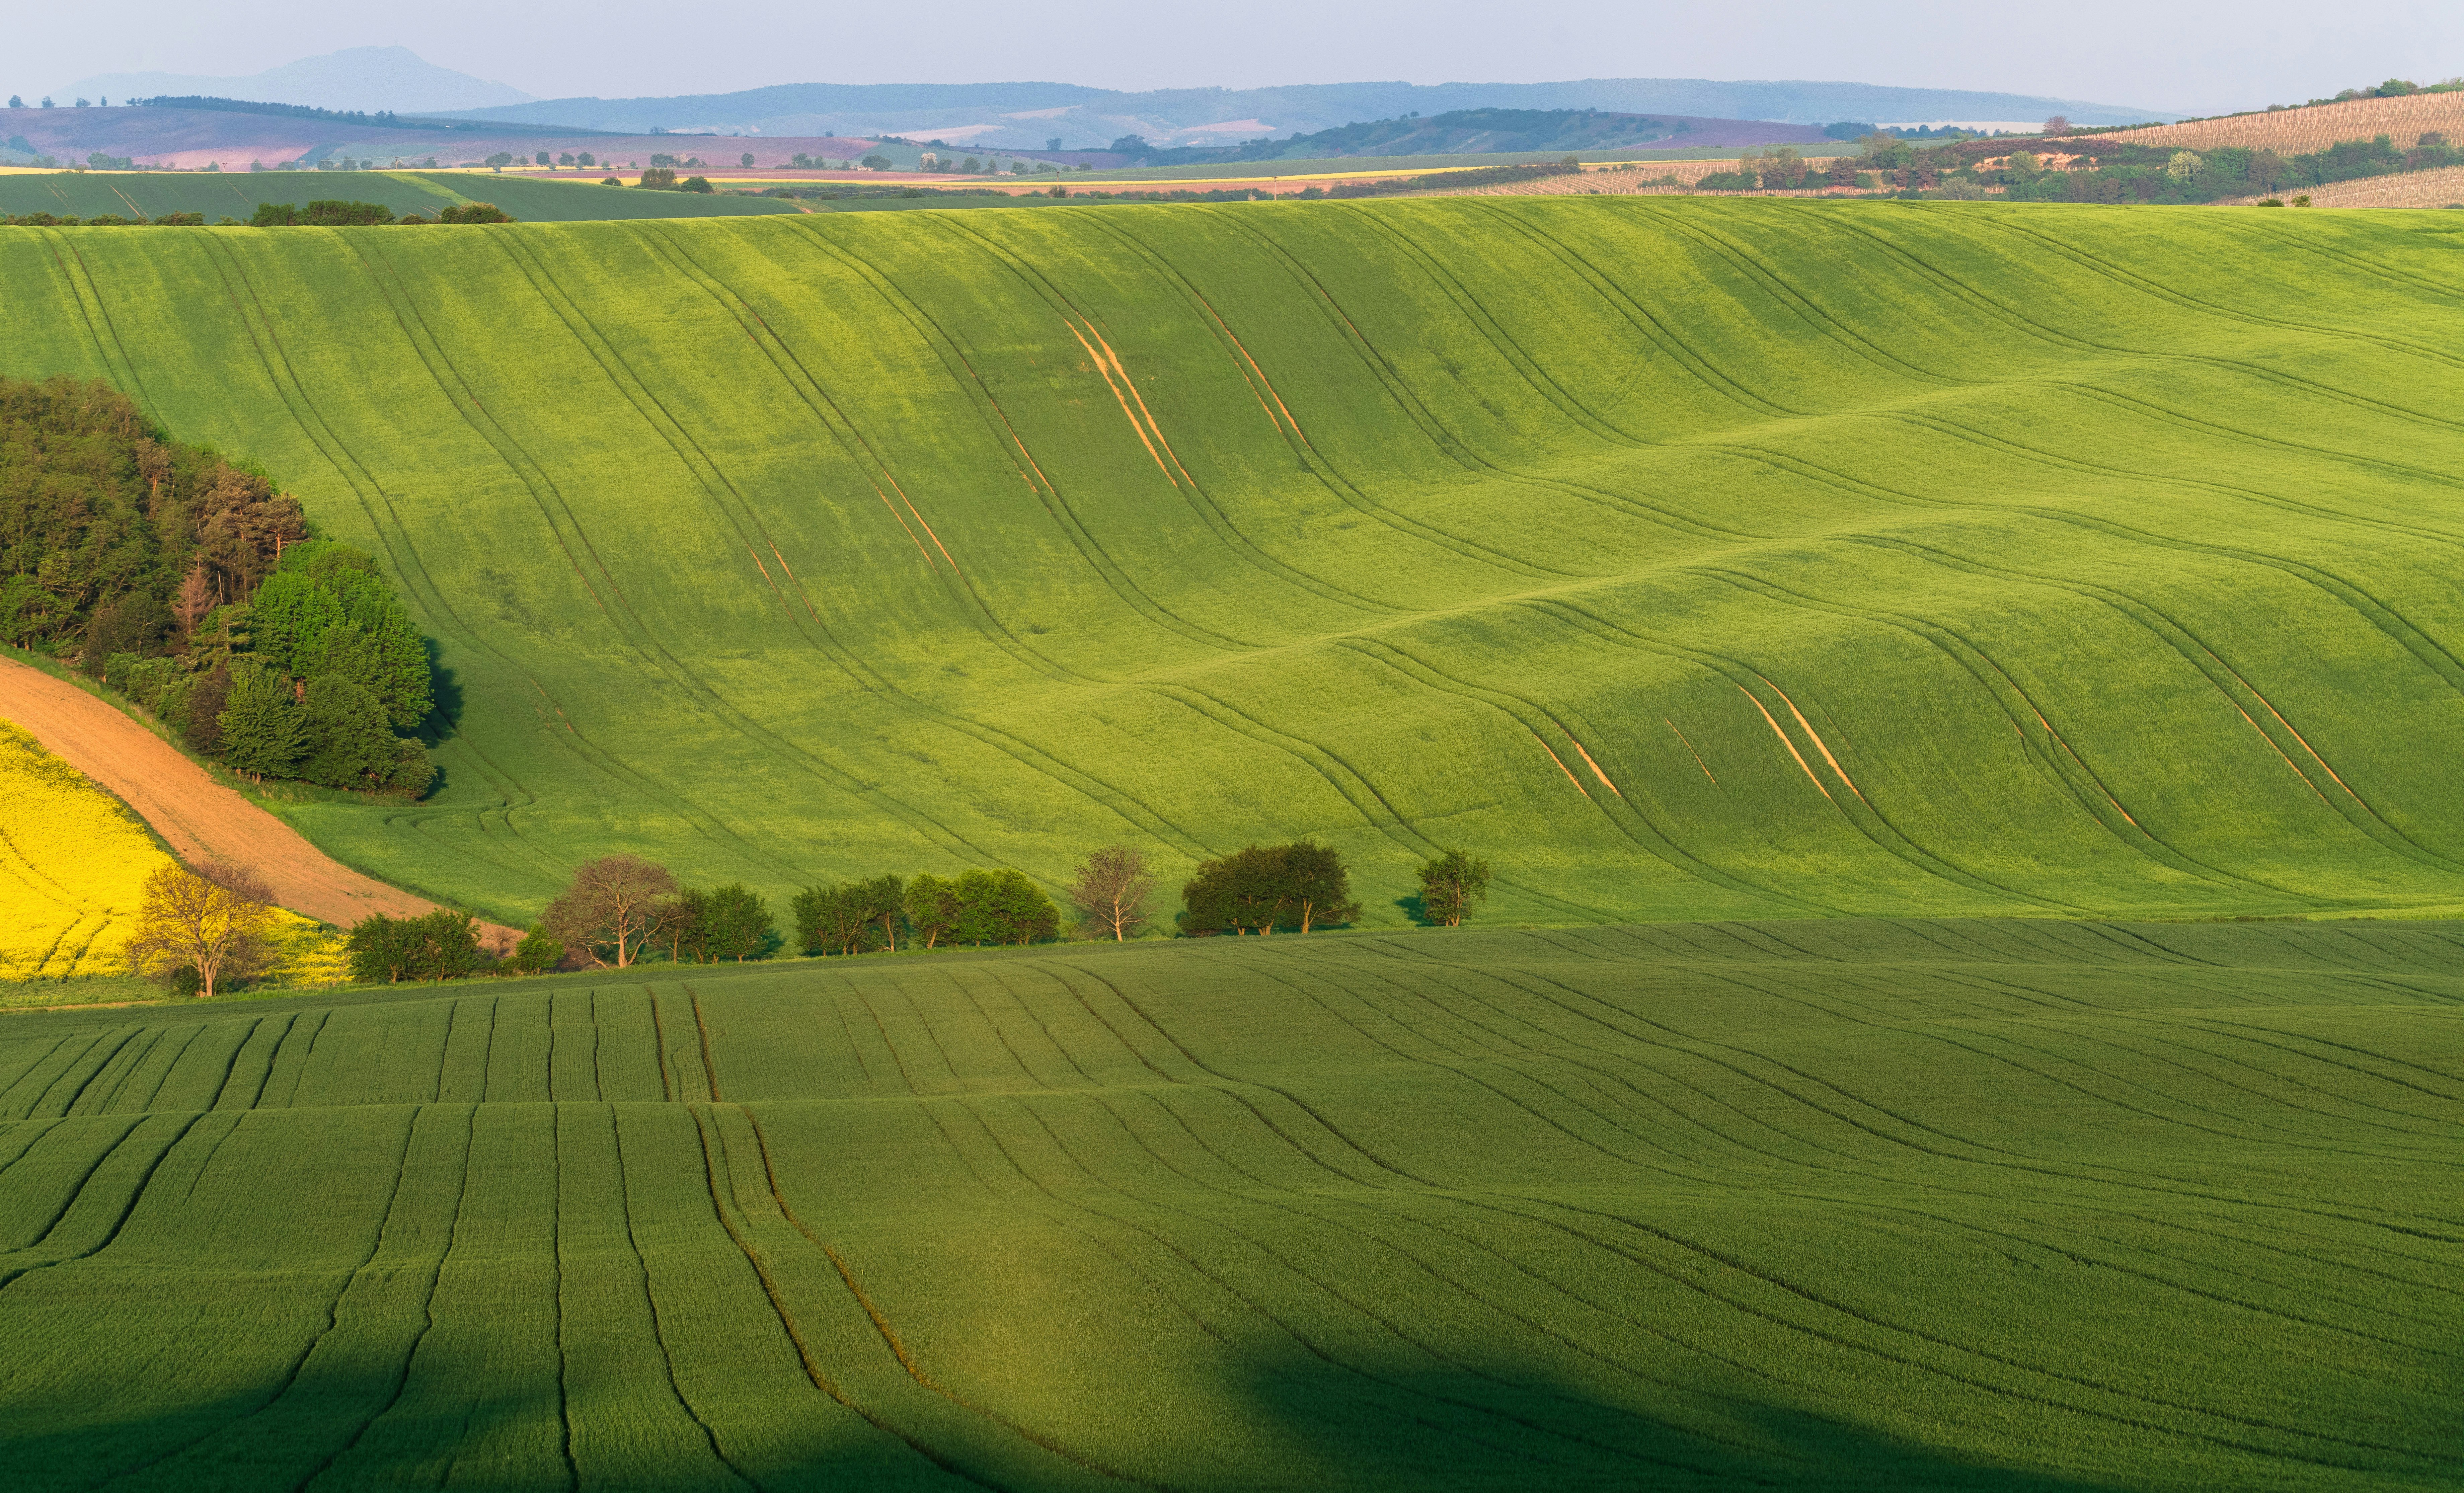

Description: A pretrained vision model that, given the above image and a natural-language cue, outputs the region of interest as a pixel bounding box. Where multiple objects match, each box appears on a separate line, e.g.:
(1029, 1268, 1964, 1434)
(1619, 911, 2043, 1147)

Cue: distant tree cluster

(3, 211, 206, 226)
(2310, 78, 2464, 106)
(636, 166, 713, 192)
(132, 95, 447, 130)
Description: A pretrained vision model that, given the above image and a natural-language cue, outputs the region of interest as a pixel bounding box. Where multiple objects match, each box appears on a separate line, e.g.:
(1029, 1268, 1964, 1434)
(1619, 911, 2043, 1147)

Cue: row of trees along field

(121, 842, 1498, 994)
(0, 375, 439, 795)
(0, 200, 513, 227)
(1692, 130, 2464, 202)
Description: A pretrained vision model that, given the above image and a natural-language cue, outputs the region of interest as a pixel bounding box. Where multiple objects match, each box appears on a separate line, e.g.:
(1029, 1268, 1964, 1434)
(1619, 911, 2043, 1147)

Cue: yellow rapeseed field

(0, 721, 345, 987)
(0, 719, 172, 979)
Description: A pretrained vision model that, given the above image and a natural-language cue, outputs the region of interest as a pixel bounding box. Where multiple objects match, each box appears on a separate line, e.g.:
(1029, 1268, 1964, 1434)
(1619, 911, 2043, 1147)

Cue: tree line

(120, 840, 1498, 997)
(1686, 129, 2464, 204)
(1, 201, 515, 228)
(1, 375, 440, 797)
(249, 199, 514, 225)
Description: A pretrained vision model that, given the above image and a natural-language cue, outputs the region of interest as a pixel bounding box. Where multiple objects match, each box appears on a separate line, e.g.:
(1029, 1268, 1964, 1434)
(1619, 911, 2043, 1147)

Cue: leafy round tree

(298, 674, 396, 787)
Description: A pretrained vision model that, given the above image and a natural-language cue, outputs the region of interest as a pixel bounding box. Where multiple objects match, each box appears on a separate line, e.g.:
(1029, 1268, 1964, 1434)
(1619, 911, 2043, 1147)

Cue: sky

(15, 0, 2462, 117)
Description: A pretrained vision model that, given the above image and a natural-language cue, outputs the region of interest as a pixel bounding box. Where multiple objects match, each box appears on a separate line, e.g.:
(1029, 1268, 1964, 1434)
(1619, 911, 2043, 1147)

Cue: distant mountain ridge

(436, 76, 2178, 149)
(66, 46, 531, 114)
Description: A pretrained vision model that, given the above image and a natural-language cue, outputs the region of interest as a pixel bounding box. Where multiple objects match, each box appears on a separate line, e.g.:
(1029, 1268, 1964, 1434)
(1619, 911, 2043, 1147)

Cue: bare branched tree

(543, 855, 677, 968)
(125, 860, 276, 997)
(1069, 845, 1154, 942)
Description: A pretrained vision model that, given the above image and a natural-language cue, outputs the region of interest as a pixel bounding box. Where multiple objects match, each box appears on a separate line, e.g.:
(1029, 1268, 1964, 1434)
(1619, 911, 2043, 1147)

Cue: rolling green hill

(0, 921, 2454, 1489)
(6, 200, 2464, 926)
(0, 170, 797, 222)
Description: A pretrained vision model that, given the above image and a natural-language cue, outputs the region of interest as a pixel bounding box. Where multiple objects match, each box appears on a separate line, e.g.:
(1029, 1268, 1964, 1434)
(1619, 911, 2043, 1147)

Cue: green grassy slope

(0, 921, 2453, 1489)
(6, 200, 2464, 924)
(0, 170, 797, 221)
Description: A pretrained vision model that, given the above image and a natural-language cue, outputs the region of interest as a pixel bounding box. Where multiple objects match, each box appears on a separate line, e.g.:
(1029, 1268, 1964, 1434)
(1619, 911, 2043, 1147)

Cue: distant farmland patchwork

(2, 921, 2455, 1490)
(7, 201, 2464, 932)
(0, 169, 798, 223)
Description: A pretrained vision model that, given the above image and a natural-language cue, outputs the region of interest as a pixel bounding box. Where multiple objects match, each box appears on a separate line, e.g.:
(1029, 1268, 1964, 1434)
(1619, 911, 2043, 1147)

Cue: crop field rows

(8, 201, 2464, 927)
(0, 921, 2454, 1490)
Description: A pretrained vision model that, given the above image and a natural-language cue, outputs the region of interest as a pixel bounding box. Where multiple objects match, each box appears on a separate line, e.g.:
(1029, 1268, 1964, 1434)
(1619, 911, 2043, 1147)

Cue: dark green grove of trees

(1179, 841, 1362, 935)
(0, 375, 438, 797)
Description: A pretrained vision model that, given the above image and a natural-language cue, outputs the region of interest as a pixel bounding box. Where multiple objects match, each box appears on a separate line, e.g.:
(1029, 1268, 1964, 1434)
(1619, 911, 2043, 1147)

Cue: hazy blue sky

(19, 0, 2461, 116)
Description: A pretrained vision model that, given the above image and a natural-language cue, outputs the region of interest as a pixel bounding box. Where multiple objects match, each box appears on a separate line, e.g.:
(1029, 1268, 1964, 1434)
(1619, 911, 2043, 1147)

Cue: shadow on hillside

(1, 1331, 2138, 1492)
(420, 637, 463, 743)
(0, 1360, 2129, 1493)
(1210, 1352, 2130, 1492)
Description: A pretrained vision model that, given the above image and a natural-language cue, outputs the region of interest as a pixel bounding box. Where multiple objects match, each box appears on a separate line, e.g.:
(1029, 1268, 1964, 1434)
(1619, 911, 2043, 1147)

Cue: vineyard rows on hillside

(2076, 89, 2464, 157)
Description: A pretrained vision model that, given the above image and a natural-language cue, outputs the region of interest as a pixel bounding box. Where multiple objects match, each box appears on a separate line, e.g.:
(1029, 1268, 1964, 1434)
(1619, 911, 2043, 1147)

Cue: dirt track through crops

(0, 657, 516, 946)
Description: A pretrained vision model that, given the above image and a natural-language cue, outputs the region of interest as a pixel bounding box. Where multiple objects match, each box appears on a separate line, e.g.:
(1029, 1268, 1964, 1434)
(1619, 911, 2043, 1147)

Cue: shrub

(510, 924, 564, 974)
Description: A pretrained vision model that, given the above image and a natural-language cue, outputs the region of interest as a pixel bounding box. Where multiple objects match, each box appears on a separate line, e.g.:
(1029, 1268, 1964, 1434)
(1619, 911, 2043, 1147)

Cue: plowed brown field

(0, 657, 515, 949)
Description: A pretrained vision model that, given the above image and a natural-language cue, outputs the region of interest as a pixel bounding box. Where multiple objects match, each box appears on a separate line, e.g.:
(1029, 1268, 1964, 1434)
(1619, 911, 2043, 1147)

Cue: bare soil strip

(1531, 733, 1587, 793)
(0, 656, 517, 946)
(1739, 685, 1834, 800)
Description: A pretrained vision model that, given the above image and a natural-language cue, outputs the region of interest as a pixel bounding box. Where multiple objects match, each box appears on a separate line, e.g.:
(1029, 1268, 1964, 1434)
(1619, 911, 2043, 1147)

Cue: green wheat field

(12, 200, 2464, 924)
(4, 922, 2456, 1490)
(5, 199, 2463, 1487)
